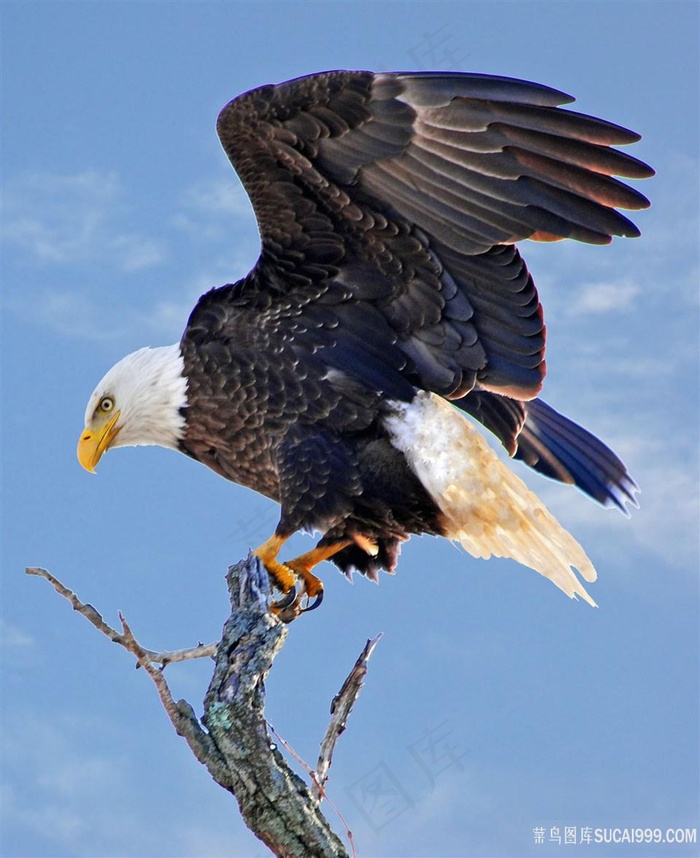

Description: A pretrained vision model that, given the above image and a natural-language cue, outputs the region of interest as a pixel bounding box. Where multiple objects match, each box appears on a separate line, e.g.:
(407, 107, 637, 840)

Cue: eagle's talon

(301, 588, 324, 612)
(269, 585, 297, 612)
(255, 535, 349, 616)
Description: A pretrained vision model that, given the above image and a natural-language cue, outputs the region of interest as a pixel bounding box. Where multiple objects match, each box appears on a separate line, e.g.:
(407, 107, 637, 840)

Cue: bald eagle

(78, 71, 652, 613)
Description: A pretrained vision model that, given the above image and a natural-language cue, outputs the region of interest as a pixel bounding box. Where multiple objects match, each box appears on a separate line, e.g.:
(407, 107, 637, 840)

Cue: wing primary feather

(517, 399, 639, 513)
(384, 72, 575, 107)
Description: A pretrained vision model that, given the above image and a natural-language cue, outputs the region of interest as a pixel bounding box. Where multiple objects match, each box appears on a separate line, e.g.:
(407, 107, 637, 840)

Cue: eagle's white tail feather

(384, 392, 598, 606)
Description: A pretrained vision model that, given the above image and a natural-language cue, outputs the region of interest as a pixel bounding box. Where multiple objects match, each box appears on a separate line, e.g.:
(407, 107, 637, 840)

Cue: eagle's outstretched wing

(208, 70, 651, 404)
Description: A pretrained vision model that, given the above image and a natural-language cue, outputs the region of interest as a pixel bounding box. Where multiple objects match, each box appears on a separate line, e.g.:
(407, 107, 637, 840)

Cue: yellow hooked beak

(77, 411, 121, 473)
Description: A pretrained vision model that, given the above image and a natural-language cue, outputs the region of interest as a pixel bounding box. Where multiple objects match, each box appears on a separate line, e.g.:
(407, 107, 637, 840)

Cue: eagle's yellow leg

(253, 533, 296, 596)
(285, 540, 353, 604)
(253, 533, 351, 617)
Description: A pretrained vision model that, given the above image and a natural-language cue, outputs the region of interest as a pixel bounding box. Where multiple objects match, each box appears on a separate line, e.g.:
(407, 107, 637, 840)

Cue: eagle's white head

(77, 344, 188, 473)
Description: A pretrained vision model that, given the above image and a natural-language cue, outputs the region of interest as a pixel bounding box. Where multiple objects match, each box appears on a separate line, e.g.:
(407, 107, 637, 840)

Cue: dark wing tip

(604, 472, 640, 518)
(517, 399, 640, 514)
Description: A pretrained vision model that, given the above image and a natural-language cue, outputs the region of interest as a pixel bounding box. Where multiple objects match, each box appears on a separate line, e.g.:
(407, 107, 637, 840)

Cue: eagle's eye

(99, 396, 115, 414)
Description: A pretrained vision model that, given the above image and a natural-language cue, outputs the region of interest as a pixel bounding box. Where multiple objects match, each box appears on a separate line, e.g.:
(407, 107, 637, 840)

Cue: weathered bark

(197, 555, 349, 857)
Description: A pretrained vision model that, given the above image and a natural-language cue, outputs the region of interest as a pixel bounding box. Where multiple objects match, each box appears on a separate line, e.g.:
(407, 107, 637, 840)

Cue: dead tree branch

(26, 554, 380, 857)
(25, 567, 217, 665)
(313, 633, 383, 802)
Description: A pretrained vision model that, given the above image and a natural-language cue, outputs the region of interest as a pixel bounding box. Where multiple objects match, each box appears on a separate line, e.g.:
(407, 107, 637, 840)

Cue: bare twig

(313, 634, 383, 802)
(25, 567, 216, 666)
(25, 566, 231, 779)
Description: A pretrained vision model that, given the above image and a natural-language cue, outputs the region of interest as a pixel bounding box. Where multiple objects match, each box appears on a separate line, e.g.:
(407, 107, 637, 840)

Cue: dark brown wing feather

(208, 70, 652, 403)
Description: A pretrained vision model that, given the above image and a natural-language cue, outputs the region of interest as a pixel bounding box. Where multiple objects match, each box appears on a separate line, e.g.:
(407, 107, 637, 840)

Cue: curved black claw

(301, 588, 324, 613)
(270, 584, 297, 612)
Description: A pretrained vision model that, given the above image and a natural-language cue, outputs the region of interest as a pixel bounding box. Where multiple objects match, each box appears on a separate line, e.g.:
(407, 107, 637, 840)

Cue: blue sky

(2, 2, 698, 857)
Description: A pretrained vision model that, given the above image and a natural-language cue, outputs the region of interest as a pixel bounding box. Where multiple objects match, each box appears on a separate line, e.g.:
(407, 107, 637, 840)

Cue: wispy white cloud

(7, 266, 241, 346)
(0, 620, 35, 650)
(2, 170, 165, 272)
(4, 170, 262, 346)
(10, 281, 201, 345)
(570, 279, 641, 314)
(180, 175, 255, 218)
(2, 710, 262, 857)
(3, 714, 132, 852)
(171, 175, 258, 247)
(15, 288, 129, 342)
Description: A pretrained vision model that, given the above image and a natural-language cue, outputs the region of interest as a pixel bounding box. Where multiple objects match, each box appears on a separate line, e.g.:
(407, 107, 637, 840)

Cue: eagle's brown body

(179, 295, 445, 577)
